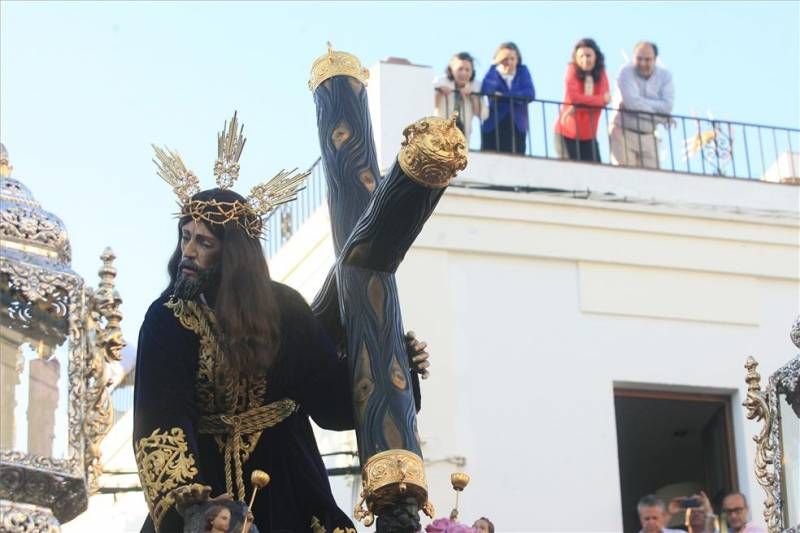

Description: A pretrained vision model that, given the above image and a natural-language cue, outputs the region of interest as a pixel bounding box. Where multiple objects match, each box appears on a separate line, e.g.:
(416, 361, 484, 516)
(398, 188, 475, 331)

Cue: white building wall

(269, 172, 799, 531)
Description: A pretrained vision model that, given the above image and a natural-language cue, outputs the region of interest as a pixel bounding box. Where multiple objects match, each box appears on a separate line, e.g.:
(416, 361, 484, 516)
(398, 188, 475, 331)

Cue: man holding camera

(668, 492, 717, 533)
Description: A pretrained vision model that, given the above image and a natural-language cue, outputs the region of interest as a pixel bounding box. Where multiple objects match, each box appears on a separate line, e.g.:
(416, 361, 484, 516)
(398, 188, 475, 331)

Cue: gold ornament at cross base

(398, 114, 468, 189)
(353, 449, 434, 526)
(308, 42, 369, 92)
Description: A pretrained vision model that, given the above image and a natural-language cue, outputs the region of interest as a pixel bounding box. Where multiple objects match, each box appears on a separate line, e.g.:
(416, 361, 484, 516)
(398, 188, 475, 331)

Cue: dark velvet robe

(133, 282, 357, 533)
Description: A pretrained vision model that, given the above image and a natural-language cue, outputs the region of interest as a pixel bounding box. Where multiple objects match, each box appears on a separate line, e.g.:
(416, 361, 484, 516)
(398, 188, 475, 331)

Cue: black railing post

(605, 107, 612, 165)
(758, 127, 766, 178)
(667, 117, 675, 171)
(772, 128, 781, 177)
(510, 96, 517, 154)
(713, 121, 722, 176)
(787, 129, 797, 179)
(681, 117, 691, 174)
(743, 125, 752, 179)
(636, 113, 644, 168)
(576, 103, 583, 161)
(542, 100, 549, 158)
(697, 119, 707, 175)
(493, 95, 500, 151)
(727, 122, 737, 178)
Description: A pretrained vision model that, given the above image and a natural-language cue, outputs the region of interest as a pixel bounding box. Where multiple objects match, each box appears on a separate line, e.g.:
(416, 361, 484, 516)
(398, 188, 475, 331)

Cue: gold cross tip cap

(450, 472, 470, 491)
(398, 114, 469, 188)
(308, 42, 369, 92)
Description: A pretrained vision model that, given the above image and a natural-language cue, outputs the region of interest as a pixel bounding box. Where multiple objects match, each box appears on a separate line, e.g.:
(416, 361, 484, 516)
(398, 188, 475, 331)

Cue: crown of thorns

(152, 111, 309, 239)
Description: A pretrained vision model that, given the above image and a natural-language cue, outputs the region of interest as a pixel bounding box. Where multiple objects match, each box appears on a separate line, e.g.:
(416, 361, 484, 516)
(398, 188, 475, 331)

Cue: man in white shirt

(721, 493, 766, 533)
(638, 495, 684, 533)
(610, 41, 675, 169)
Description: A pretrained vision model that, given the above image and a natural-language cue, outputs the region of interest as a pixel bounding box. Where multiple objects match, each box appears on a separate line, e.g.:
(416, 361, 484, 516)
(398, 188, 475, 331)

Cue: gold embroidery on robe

(165, 298, 268, 496)
(134, 427, 198, 530)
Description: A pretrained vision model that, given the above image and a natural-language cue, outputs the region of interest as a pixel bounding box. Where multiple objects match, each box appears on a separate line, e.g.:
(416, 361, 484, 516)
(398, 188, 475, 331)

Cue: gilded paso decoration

(353, 449, 433, 526)
(398, 114, 468, 188)
(744, 349, 800, 533)
(308, 42, 369, 92)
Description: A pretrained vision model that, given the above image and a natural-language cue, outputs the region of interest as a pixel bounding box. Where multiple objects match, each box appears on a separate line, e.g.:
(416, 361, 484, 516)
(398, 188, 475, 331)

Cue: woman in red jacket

(554, 38, 610, 162)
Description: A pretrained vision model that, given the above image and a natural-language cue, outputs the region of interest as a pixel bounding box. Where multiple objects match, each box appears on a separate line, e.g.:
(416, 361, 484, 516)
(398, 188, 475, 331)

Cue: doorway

(614, 388, 738, 532)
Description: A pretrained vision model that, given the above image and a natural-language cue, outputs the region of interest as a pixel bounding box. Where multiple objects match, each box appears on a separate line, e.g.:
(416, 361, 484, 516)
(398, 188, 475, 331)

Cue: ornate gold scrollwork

(398, 114, 468, 189)
(743, 356, 780, 532)
(353, 449, 433, 526)
(134, 427, 199, 530)
(0, 254, 88, 522)
(82, 247, 126, 494)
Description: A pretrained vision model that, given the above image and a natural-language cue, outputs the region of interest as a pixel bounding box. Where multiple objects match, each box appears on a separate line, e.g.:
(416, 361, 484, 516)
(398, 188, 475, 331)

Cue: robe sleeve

(511, 65, 535, 101)
(279, 285, 356, 431)
(132, 298, 204, 532)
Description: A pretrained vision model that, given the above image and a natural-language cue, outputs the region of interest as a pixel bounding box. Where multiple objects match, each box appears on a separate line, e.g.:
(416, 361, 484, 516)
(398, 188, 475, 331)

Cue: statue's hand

(173, 484, 212, 515)
(173, 484, 232, 515)
(405, 331, 430, 379)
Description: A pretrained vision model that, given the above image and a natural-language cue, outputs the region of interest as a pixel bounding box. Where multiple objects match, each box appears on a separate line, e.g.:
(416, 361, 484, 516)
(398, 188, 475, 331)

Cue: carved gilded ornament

(1, 150, 126, 524)
(0, 500, 60, 533)
(353, 449, 433, 526)
(0, 175, 71, 264)
(744, 352, 800, 533)
(398, 114, 468, 188)
(308, 42, 369, 92)
(0, 254, 88, 523)
(1, 157, 85, 505)
(82, 248, 126, 494)
(134, 427, 199, 530)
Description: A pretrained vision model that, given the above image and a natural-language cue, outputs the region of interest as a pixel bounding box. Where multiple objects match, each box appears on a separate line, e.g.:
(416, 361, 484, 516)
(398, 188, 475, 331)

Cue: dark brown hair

(446, 51, 477, 82)
(475, 517, 495, 533)
(571, 38, 606, 81)
(165, 188, 281, 375)
(493, 41, 523, 65)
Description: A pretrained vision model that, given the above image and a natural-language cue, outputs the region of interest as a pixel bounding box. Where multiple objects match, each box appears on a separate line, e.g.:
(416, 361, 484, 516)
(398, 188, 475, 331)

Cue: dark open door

(614, 389, 739, 532)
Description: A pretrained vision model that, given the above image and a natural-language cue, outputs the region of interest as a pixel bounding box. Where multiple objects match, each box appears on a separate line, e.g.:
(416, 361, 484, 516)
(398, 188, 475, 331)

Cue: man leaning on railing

(609, 41, 675, 169)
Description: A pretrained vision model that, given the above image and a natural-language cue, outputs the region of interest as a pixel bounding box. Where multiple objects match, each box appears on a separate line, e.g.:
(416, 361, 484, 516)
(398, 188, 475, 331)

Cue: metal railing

(437, 91, 800, 181)
(264, 158, 327, 258)
(263, 99, 798, 258)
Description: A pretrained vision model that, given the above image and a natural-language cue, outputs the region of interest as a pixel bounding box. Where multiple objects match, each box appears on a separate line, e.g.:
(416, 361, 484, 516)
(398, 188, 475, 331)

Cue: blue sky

(2, 1, 798, 351)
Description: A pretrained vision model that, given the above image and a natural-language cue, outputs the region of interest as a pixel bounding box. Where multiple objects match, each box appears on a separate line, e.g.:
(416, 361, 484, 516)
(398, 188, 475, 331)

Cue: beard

(173, 258, 219, 301)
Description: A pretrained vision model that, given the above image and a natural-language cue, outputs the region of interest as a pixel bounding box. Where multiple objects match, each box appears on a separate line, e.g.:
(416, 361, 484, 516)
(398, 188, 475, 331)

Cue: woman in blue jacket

(481, 42, 536, 154)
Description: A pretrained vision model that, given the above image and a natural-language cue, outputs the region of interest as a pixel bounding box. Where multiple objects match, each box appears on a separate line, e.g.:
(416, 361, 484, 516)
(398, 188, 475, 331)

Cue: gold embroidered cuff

(398, 115, 468, 188)
(135, 427, 199, 530)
